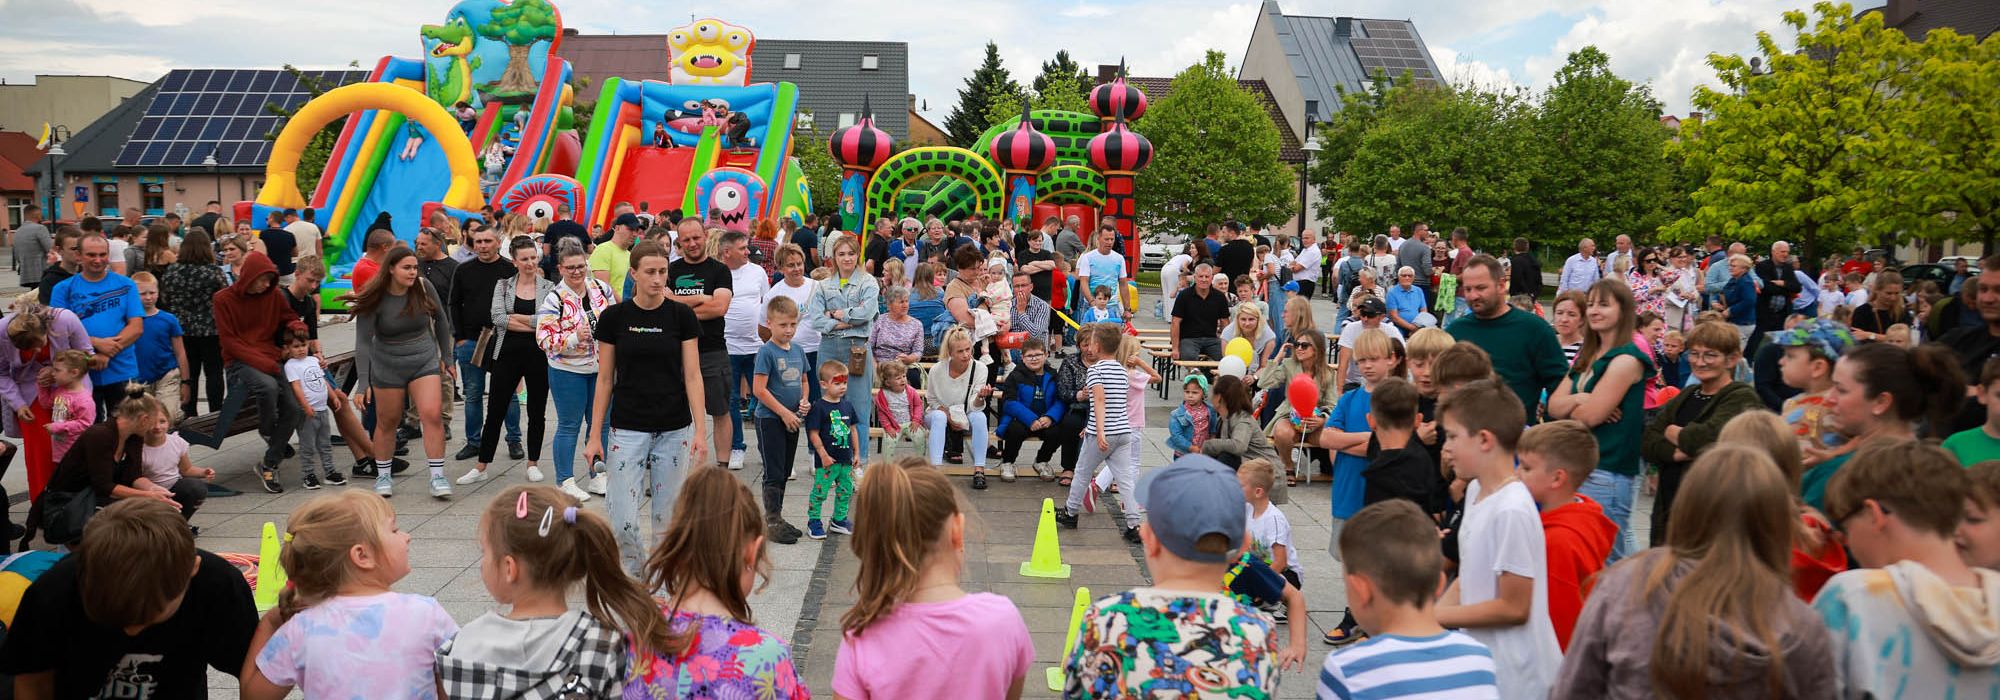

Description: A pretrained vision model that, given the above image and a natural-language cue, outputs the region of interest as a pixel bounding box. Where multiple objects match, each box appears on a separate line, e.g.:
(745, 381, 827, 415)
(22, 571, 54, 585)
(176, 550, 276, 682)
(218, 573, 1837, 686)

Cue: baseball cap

(1133, 455, 1247, 564)
(613, 213, 643, 230)
(1357, 296, 1388, 317)
(1770, 318, 1856, 361)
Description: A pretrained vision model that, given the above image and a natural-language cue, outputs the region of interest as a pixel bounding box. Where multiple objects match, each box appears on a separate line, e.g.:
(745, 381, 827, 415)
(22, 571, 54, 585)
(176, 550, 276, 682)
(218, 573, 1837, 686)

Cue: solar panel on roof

(117, 69, 364, 168)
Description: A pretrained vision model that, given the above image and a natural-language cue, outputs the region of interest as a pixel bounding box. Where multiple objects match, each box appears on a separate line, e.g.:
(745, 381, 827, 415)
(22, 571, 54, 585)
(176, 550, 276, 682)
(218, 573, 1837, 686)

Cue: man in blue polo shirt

(49, 233, 145, 418)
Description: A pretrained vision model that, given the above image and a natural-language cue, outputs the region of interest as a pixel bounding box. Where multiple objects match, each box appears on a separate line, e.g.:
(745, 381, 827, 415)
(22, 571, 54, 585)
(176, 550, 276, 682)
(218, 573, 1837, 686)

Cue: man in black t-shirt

(1215, 222, 1256, 282)
(0, 499, 257, 699)
(666, 220, 735, 469)
(1172, 262, 1232, 360)
(862, 217, 894, 276)
(259, 211, 298, 282)
(1016, 228, 1057, 301)
(541, 204, 591, 280)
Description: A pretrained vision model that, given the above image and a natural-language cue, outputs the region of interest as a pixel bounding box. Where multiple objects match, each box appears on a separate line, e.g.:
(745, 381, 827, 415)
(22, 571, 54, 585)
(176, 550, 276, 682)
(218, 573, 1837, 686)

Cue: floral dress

(624, 609, 807, 699)
(1627, 271, 1666, 318)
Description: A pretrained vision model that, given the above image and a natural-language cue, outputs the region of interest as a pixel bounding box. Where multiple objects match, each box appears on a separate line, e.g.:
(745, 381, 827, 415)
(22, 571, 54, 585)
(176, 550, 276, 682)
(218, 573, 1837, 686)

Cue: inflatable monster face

(666, 19, 754, 86)
(696, 168, 767, 233)
(496, 174, 582, 222)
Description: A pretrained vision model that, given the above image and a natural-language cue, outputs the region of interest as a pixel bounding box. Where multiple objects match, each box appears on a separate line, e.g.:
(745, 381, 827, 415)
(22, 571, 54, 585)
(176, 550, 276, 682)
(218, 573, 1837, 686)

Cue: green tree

(794, 111, 843, 217)
(1306, 69, 1406, 226)
(1871, 27, 2000, 252)
(1034, 50, 1091, 102)
(1132, 50, 1295, 238)
(1322, 83, 1541, 249)
(263, 64, 353, 197)
(479, 0, 559, 95)
(1663, 2, 1918, 264)
(943, 42, 1020, 147)
(1533, 47, 1673, 249)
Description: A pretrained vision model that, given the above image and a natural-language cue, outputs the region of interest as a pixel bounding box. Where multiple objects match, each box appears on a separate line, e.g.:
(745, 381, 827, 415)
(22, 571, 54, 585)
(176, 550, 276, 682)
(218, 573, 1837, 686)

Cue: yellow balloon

(1225, 337, 1255, 365)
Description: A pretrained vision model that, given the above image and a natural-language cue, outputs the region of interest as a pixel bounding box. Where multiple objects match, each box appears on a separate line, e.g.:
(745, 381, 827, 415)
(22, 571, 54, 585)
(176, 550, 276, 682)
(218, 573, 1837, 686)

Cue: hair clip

(562, 506, 577, 524)
(538, 506, 555, 537)
(515, 491, 534, 519)
(283, 532, 294, 543)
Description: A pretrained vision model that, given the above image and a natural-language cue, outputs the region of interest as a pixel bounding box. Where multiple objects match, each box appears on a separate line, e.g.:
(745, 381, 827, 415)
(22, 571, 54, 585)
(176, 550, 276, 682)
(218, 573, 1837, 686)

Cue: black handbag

(39, 488, 97, 546)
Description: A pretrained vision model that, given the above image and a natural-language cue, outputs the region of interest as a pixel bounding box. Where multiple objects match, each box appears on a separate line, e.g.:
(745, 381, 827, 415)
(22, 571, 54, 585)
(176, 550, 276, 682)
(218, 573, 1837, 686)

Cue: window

(141, 178, 166, 216)
(95, 180, 120, 217)
(5, 198, 26, 229)
(861, 55, 879, 71)
(783, 53, 801, 69)
(838, 113, 856, 128)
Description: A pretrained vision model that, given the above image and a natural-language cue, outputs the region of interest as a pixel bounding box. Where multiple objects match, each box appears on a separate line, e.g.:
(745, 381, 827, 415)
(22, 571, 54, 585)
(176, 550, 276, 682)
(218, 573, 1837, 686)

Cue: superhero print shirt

(1062, 587, 1280, 699)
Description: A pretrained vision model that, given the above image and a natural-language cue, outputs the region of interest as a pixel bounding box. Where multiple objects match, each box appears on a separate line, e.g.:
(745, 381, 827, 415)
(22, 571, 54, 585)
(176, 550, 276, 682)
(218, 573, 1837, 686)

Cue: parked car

(1896, 262, 1976, 289)
(1140, 242, 1171, 270)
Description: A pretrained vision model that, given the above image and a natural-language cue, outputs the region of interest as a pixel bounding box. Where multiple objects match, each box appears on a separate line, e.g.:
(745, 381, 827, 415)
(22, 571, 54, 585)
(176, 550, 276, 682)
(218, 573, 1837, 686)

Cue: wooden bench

(179, 351, 356, 449)
(864, 426, 1056, 476)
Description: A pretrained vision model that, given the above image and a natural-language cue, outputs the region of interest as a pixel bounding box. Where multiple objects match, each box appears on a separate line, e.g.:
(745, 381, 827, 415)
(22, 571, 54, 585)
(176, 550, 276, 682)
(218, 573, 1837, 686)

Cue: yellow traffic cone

(1046, 586, 1091, 691)
(254, 522, 288, 613)
(1019, 498, 1071, 579)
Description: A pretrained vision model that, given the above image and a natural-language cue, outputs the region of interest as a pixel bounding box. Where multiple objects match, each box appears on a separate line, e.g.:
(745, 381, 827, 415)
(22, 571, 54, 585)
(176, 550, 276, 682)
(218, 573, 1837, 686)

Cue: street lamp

(1297, 100, 1321, 237)
(203, 146, 219, 207)
(42, 125, 71, 222)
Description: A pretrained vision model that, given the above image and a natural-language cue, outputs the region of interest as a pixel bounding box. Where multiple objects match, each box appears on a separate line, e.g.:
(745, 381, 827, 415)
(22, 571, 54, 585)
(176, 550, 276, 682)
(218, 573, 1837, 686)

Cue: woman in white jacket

(926, 327, 994, 489)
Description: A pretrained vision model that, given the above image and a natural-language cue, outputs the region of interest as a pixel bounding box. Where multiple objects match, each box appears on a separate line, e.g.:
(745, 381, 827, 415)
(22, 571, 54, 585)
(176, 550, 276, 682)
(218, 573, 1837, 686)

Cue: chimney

(563, 27, 579, 36)
(1884, 0, 1915, 26)
(1096, 64, 1119, 84)
(1335, 17, 1352, 38)
(1688, 111, 1703, 123)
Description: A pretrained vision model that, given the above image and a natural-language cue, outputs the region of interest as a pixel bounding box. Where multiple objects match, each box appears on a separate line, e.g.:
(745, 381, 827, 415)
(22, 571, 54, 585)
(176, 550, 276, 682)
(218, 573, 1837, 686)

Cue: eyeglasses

(1687, 350, 1729, 363)
(1023, 352, 1046, 359)
(1293, 341, 1316, 349)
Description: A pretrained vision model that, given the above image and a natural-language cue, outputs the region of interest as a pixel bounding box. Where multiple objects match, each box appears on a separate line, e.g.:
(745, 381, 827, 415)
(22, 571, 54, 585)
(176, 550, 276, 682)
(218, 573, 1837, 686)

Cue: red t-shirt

(350, 256, 381, 290)
(1542, 494, 1618, 651)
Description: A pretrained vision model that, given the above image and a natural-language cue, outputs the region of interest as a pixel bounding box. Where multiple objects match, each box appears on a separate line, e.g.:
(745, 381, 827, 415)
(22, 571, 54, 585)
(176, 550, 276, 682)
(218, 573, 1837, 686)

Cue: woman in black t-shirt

(1848, 274, 1911, 341)
(583, 241, 708, 574)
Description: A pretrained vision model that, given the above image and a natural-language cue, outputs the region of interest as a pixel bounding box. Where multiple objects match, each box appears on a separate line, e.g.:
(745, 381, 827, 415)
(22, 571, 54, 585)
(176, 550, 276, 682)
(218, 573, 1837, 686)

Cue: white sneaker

(560, 477, 593, 502)
(728, 449, 745, 470)
(587, 473, 607, 495)
(1033, 462, 1054, 481)
(455, 468, 490, 485)
(999, 463, 1017, 482)
(526, 466, 545, 482)
(374, 471, 393, 497)
(430, 475, 453, 499)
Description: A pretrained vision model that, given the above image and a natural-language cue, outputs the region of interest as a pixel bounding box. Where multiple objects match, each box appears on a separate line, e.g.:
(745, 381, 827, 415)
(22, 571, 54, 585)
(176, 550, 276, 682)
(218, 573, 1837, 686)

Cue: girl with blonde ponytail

(241, 491, 457, 699)
(835, 457, 1034, 699)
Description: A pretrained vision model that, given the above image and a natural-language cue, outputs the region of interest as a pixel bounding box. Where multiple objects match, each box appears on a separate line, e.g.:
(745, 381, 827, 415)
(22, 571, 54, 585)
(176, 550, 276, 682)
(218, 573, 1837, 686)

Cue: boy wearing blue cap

(1062, 454, 1295, 698)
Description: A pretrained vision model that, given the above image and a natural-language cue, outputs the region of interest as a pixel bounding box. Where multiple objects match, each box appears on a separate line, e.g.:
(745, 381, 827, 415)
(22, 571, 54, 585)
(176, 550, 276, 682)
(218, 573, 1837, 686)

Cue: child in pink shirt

(835, 458, 1034, 699)
(38, 349, 94, 466)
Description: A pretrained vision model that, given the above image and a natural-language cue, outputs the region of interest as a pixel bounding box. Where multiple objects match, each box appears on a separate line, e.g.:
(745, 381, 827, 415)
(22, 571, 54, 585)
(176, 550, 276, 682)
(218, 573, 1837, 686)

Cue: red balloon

(1287, 374, 1320, 417)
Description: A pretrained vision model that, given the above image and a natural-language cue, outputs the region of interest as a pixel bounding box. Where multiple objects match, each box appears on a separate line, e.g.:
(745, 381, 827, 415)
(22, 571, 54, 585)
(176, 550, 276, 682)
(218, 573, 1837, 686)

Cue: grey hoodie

(1555, 549, 1838, 699)
(1812, 561, 2000, 699)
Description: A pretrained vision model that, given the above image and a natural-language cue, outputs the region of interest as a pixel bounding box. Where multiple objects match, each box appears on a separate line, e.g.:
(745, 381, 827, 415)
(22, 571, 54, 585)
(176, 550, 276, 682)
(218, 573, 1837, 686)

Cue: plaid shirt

(436, 611, 630, 699)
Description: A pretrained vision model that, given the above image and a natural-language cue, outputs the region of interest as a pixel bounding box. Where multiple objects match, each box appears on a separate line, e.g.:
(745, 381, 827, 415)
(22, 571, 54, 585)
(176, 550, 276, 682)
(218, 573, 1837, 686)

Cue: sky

(0, 0, 1814, 119)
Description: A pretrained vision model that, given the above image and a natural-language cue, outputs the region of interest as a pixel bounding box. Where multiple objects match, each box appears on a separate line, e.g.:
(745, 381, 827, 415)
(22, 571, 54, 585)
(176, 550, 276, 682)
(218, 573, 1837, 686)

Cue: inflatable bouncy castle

(837, 61, 1152, 269)
(570, 19, 812, 232)
(243, 0, 580, 307)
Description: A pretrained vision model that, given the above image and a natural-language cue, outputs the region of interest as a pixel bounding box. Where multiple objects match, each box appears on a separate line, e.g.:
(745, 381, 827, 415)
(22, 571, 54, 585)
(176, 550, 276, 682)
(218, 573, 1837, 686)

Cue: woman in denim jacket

(804, 235, 880, 464)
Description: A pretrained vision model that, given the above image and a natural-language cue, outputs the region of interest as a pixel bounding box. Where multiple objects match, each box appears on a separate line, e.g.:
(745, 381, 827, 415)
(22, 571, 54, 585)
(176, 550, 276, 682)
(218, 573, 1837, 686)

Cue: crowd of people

(3, 199, 2000, 698)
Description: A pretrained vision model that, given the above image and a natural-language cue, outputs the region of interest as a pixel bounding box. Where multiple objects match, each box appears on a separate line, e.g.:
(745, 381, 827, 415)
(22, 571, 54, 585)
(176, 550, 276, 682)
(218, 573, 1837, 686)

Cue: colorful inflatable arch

(864, 147, 1005, 223)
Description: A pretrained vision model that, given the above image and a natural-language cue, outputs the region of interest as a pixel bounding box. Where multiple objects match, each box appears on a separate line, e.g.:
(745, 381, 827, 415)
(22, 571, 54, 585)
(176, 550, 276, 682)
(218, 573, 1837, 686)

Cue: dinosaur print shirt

(1062, 587, 1280, 699)
(806, 398, 858, 465)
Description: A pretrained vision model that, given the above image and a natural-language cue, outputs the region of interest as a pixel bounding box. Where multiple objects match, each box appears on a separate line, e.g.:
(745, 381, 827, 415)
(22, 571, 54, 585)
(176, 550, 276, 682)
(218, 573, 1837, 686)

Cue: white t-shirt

(1336, 320, 1405, 384)
(724, 262, 770, 355)
(141, 433, 191, 488)
(1366, 254, 1399, 286)
(1458, 478, 1561, 700)
(1292, 244, 1322, 282)
(1845, 289, 1870, 308)
(107, 239, 130, 268)
(1077, 249, 1126, 293)
(284, 357, 330, 412)
(1245, 503, 1301, 577)
(1387, 236, 1406, 252)
(1161, 254, 1193, 296)
(286, 221, 324, 260)
(761, 278, 821, 353)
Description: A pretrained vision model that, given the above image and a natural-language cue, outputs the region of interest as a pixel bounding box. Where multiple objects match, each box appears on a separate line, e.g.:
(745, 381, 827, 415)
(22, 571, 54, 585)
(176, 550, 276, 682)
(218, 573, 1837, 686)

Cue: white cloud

(0, 0, 1811, 119)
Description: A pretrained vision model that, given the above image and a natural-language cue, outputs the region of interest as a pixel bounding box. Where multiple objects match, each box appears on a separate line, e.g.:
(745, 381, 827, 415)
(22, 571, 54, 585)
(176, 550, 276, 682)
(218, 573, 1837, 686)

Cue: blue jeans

(1578, 470, 1639, 564)
(548, 367, 609, 484)
(454, 340, 520, 446)
(728, 353, 756, 452)
(606, 425, 694, 575)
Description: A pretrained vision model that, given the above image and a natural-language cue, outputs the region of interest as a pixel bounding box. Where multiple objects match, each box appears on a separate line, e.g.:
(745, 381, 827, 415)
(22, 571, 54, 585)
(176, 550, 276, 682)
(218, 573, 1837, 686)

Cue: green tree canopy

(1132, 50, 1295, 239)
(1320, 82, 1540, 250)
(1664, 2, 1917, 263)
(1533, 46, 1673, 250)
(943, 42, 1020, 147)
(794, 112, 842, 218)
(1869, 27, 2000, 251)
(479, 0, 558, 45)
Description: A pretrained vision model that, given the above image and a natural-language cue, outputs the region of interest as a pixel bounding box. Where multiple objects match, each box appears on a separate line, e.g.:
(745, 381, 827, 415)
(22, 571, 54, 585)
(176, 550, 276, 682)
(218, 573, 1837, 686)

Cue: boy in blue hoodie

(997, 338, 1066, 482)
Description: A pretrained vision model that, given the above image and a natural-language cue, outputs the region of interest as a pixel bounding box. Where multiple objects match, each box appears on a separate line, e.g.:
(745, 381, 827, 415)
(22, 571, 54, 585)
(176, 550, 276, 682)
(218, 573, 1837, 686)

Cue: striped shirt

(1085, 359, 1133, 437)
(1317, 631, 1499, 700)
